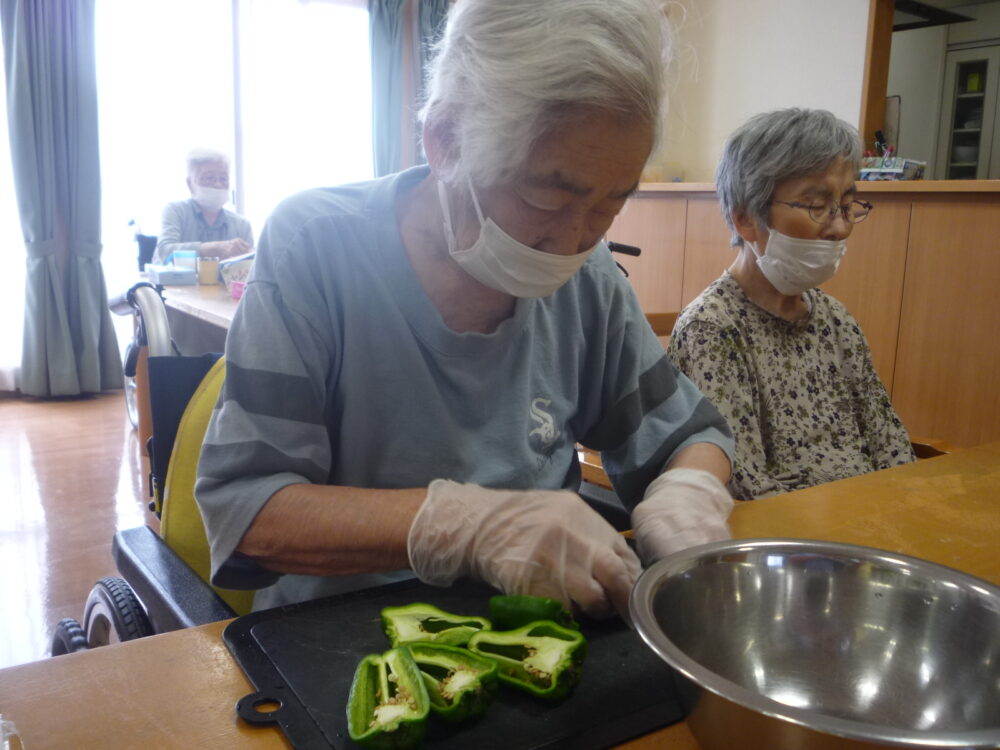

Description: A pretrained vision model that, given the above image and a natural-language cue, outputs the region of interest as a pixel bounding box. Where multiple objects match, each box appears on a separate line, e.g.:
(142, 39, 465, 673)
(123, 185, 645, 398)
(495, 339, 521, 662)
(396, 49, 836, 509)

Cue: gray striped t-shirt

(195, 166, 733, 609)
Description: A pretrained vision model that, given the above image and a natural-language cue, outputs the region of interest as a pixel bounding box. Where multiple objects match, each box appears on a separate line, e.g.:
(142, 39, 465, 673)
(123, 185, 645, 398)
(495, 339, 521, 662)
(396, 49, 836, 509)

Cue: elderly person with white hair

(153, 147, 254, 264)
(668, 108, 915, 502)
(195, 0, 735, 620)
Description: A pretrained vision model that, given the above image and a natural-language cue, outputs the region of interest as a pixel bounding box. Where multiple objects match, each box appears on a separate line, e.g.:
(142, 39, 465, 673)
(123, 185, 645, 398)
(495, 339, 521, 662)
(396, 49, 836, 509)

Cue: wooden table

(2, 444, 998, 750)
(161, 282, 240, 330)
(157, 282, 240, 358)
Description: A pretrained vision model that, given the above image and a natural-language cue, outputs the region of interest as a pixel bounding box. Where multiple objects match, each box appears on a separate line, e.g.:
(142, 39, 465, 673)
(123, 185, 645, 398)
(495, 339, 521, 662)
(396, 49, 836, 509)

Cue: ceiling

(916, 0, 998, 7)
(894, 0, 999, 31)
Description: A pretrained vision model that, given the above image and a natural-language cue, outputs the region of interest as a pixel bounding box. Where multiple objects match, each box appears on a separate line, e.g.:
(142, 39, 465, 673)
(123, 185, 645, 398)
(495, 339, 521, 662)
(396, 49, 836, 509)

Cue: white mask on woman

(749, 227, 847, 296)
(193, 186, 230, 212)
(437, 179, 597, 298)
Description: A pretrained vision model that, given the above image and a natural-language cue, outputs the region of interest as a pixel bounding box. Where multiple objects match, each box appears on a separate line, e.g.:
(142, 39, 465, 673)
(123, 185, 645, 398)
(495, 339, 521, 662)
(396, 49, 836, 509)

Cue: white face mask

(749, 227, 847, 296)
(193, 186, 230, 212)
(437, 179, 598, 298)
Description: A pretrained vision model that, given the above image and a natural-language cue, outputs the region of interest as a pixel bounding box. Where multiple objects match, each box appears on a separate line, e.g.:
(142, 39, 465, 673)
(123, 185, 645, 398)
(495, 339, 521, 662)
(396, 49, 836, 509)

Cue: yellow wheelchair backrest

(158, 357, 256, 615)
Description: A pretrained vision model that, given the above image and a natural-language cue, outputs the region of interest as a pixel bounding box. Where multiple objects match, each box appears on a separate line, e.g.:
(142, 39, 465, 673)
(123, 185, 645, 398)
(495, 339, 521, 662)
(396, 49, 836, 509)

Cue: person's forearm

(666, 442, 732, 486)
(200, 238, 252, 258)
(199, 240, 235, 257)
(199, 240, 224, 256)
(236, 483, 427, 577)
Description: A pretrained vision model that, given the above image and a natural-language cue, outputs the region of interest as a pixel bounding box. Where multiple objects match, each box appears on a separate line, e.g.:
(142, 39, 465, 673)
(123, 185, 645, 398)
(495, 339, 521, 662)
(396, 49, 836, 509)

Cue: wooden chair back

(578, 312, 680, 489)
(909, 437, 958, 459)
(645, 311, 679, 338)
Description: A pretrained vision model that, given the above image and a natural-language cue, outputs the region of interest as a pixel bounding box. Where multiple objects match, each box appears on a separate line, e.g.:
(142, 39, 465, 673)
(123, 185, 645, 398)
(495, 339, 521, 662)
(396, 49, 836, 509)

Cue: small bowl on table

(630, 539, 1000, 750)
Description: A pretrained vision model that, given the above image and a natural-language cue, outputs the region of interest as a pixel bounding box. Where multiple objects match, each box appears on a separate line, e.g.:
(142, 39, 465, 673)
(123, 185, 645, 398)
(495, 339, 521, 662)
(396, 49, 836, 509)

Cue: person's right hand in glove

(630, 467, 734, 567)
(408, 479, 641, 621)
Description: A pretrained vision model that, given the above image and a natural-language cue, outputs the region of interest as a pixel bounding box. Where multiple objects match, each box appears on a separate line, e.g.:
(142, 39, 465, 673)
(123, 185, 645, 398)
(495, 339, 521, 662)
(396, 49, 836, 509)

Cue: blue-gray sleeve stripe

(223, 360, 325, 425)
(200, 440, 329, 484)
(610, 403, 733, 507)
(581, 354, 681, 450)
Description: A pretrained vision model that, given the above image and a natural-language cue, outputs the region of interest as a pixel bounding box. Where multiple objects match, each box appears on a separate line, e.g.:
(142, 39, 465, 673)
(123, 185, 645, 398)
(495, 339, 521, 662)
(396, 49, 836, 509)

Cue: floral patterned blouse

(667, 271, 915, 500)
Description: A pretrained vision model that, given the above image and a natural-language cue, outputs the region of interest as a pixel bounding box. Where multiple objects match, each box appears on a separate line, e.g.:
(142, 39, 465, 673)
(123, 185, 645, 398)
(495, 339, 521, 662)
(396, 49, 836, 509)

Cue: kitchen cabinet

(935, 46, 1000, 179)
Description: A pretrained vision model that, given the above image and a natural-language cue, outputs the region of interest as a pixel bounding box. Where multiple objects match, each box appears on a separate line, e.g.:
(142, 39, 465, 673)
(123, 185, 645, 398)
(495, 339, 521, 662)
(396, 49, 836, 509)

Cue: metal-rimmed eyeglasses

(771, 199, 873, 225)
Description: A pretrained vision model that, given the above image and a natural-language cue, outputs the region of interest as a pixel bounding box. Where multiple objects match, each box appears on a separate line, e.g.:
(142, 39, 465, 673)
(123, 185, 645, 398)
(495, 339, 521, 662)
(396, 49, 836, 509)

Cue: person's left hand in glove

(630, 443, 734, 566)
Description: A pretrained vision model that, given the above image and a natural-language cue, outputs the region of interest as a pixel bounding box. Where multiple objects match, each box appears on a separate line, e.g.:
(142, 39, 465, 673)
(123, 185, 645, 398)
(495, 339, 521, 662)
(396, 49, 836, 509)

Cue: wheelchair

(50, 285, 254, 655)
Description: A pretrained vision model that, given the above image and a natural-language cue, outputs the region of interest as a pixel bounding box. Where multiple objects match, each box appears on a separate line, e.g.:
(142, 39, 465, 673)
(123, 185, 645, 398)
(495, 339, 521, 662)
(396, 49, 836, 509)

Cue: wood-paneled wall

(608, 182, 1000, 449)
(893, 197, 1000, 448)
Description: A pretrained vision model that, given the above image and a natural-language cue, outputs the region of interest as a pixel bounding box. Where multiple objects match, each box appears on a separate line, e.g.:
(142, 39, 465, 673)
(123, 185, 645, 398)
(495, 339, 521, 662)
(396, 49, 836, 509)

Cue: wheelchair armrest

(109, 281, 156, 316)
(112, 526, 237, 631)
(108, 290, 134, 316)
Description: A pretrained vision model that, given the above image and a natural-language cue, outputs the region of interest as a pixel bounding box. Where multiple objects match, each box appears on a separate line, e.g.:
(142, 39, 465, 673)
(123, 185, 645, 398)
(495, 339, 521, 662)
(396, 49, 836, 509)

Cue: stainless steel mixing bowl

(630, 539, 1000, 749)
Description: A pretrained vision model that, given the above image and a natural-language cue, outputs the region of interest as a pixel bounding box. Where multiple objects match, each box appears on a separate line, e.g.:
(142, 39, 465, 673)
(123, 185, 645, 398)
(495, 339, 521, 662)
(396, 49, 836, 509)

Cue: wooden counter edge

(635, 179, 1000, 194)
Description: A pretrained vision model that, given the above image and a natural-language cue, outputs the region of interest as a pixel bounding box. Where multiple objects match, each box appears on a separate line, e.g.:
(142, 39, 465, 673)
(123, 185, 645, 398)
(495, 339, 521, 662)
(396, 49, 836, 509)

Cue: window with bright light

(96, 0, 236, 297)
(0, 1, 372, 377)
(238, 0, 372, 232)
(96, 0, 373, 298)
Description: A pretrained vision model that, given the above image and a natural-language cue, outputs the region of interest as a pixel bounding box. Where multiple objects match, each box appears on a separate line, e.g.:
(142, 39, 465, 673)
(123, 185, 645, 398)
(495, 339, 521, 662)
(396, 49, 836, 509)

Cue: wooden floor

(0, 391, 155, 670)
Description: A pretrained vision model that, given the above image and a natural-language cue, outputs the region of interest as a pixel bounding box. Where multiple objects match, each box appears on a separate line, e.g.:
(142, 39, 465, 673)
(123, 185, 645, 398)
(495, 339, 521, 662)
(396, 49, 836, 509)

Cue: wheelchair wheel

(83, 577, 154, 647)
(50, 618, 88, 656)
(124, 373, 139, 428)
(123, 339, 141, 429)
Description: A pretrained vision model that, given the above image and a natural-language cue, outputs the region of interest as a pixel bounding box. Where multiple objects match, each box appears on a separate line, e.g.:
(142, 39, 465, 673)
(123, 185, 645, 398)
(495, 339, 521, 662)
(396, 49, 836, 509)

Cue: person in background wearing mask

(153, 148, 253, 264)
(668, 108, 915, 501)
(195, 0, 735, 620)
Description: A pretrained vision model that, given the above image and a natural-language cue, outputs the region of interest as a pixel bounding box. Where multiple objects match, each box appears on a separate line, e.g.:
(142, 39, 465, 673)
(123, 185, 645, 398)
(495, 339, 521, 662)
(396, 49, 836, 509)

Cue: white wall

(887, 26, 947, 178)
(651, 0, 871, 182)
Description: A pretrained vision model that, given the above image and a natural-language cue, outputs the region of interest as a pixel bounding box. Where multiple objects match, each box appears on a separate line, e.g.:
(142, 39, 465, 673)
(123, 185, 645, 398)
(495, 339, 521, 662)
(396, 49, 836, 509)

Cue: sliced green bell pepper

(467, 621, 587, 702)
(488, 594, 579, 631)
(381, 603, 491, 647)
(346, 646, 430, 749)
(407, 642, 499, 723)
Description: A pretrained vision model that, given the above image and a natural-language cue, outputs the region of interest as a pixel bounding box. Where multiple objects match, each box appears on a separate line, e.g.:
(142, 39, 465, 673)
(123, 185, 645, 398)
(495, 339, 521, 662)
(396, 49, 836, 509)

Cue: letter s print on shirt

(529, 397, 561, 451)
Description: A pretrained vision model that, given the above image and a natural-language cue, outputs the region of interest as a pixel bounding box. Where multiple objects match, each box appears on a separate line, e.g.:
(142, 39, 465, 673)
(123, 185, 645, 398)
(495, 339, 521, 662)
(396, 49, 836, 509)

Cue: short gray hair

(186, 147, 230, 176)
(715, 108, 863, 246)
(419, 0, 672, 187)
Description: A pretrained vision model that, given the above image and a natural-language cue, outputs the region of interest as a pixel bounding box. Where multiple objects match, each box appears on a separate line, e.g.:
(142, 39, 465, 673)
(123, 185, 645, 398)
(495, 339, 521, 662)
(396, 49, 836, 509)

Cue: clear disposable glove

(408, 479, 641, 620)
(630, 468, 734, 566)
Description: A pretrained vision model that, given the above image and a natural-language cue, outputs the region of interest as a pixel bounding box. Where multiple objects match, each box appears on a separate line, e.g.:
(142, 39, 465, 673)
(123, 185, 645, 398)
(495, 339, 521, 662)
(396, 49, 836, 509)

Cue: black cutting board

(223, 578, 684, 750)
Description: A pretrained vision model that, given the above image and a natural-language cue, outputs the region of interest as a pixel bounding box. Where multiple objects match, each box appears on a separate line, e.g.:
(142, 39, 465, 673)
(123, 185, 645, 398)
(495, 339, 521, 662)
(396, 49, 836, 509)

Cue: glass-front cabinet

(936, 46, 1000, 179)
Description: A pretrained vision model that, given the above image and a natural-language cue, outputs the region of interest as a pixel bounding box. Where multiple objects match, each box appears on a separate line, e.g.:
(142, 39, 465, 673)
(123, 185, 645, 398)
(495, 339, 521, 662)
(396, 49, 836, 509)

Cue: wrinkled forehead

(773, 156, 856, 200)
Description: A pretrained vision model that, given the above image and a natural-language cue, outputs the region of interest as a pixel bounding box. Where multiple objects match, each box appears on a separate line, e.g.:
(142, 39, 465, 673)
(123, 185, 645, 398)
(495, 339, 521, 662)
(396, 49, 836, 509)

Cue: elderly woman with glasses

(667, 108, 915, 501)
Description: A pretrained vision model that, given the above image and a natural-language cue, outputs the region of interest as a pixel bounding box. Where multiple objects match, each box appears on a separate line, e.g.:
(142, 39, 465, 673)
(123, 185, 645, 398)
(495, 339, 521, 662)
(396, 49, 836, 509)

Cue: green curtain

(369, 0, 449, 177)
(1, 0, 121, 396)
(416, 0, 448, 102)
(369, 0, 404, 178)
